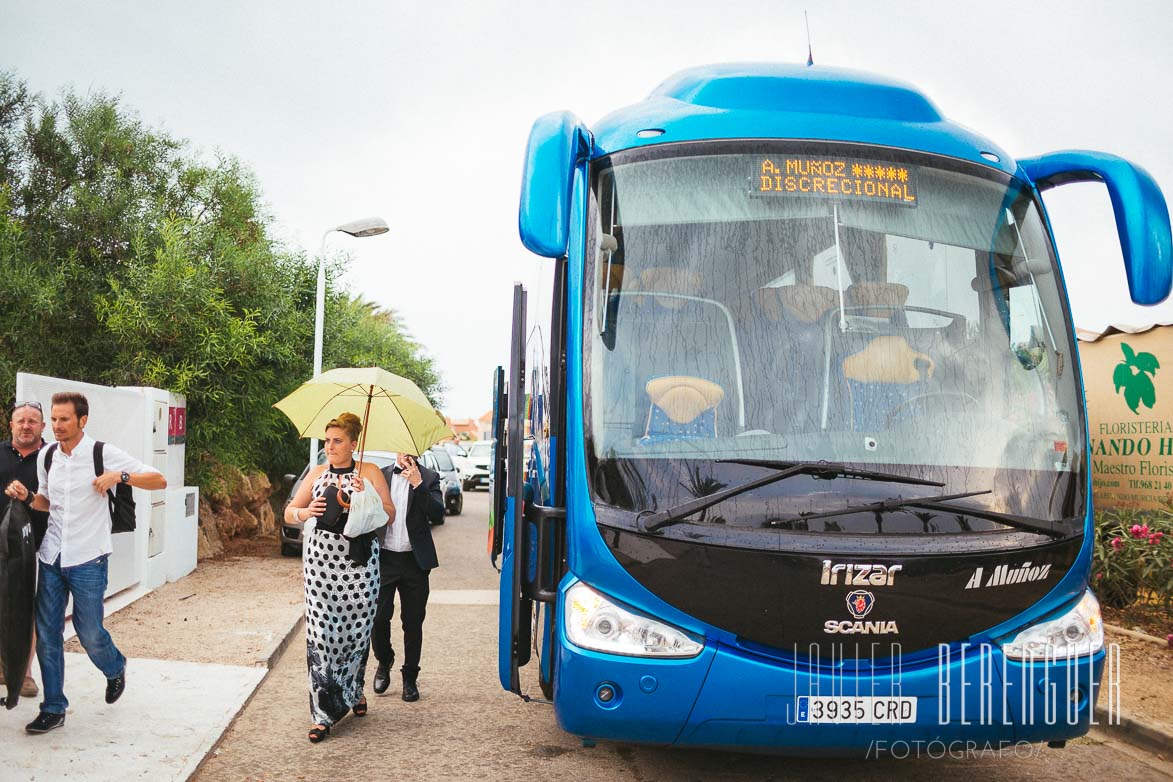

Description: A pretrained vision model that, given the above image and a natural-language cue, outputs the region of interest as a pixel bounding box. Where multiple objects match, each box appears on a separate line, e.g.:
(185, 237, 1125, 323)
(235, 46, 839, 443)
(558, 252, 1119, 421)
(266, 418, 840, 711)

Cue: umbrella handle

(355, 384, 374, 476)
(340, 385, 375, 512)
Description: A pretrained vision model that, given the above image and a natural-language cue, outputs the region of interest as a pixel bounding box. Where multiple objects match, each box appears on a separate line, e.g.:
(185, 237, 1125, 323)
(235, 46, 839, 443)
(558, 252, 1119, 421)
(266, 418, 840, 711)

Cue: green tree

(0, 71, 443, 487)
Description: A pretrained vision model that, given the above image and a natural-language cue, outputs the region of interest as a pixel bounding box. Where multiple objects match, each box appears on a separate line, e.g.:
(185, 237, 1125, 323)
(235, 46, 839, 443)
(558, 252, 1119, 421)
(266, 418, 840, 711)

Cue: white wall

(15, 373, 198, 598)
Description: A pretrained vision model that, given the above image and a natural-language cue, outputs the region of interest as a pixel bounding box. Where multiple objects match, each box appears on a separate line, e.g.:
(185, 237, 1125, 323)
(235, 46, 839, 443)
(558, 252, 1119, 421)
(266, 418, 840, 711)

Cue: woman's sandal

(353, 698, 368, 717)
(308, 724, 331, 743)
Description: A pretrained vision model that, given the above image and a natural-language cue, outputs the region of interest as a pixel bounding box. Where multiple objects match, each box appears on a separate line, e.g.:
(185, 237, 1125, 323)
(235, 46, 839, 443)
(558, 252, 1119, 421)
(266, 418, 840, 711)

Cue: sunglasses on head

(11, 401, 42, 413)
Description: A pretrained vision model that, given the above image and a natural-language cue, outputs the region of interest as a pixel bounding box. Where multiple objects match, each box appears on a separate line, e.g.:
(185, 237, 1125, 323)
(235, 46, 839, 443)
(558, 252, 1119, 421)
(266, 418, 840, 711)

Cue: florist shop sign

(1077, 322, 1173, 511)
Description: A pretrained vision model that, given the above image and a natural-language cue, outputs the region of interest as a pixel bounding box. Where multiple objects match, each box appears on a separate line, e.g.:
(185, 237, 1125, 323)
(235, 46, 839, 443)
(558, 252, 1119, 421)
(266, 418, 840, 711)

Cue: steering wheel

(885, 391, 979, 426)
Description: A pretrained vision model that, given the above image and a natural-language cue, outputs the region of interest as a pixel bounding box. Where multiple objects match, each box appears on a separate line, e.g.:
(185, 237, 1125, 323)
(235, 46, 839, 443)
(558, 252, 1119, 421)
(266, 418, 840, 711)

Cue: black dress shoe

(106, 671, 126, 704)
(373, 663, 390, 695)
(402, 679, 419, 702)
(26, 711, 65, 734)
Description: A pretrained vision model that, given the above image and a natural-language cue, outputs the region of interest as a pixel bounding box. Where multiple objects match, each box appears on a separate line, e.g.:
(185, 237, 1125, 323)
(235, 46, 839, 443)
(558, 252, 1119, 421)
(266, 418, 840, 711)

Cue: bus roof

(591, 63, 1016, 176)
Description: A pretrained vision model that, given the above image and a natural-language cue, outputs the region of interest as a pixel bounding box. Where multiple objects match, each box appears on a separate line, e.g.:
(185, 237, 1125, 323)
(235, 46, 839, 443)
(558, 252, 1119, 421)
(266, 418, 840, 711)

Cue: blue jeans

(36, 556, 126, 714)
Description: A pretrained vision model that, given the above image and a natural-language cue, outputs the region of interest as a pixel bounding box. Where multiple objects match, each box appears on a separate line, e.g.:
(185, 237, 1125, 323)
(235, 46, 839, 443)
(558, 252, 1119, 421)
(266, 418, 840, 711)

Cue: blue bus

(490, 63, 1172, 754)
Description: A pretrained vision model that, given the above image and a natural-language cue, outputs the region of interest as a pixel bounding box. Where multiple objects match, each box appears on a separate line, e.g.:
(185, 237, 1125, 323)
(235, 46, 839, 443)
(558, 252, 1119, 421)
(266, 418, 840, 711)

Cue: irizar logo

(820, 560, 903, 587)
(964, 561, 1052, 589)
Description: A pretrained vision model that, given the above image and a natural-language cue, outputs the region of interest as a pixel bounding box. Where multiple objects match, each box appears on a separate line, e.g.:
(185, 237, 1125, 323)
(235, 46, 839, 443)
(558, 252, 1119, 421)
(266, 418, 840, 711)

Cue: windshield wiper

(720, 459, 945, 488)
(900, 498, 1071, 539)
(764, 490, 991, 527)
(765, 490, 1070, 539)
(638, 460, 944, 533)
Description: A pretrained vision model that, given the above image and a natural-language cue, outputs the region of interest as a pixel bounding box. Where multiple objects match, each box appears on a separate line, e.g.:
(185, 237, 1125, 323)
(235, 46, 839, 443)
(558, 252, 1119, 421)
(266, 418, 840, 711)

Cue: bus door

(496, 284, 530, 694)
(495, 278, 569, 699)
(531, 255, 569, 700)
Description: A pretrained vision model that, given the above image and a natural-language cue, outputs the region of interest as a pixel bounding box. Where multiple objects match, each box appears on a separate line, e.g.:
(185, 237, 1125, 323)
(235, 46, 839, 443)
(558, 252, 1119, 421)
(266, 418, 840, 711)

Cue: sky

(2, 0, 1171, 418)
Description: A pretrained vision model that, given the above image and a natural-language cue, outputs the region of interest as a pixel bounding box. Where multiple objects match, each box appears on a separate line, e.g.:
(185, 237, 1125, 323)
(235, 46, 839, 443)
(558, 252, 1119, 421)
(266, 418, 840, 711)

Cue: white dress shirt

(36, 433, 160, 567)
(381, 466, 413, 552)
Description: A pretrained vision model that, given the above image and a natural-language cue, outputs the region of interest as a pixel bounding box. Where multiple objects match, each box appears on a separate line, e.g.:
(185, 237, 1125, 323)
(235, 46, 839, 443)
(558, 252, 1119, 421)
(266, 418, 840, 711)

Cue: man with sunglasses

(0, 400, 48, 699)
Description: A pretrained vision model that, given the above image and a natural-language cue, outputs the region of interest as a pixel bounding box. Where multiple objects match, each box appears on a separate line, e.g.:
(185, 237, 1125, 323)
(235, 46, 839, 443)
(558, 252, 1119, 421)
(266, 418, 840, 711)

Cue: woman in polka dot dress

(283, 412, 394, 743)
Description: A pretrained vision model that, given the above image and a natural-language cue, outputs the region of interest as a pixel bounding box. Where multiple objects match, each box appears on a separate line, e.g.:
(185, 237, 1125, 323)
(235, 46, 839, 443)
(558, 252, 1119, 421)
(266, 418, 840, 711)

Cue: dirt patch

(1104, 601, 1172, 641)
(219, 531, 286, 560)
(1108, 628, 1173, 736)
(66, 553, 302, 667)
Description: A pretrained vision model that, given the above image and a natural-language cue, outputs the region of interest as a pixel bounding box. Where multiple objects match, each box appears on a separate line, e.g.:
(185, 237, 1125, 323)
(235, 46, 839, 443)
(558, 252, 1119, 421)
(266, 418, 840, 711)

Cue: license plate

(796, 696, 917, 724)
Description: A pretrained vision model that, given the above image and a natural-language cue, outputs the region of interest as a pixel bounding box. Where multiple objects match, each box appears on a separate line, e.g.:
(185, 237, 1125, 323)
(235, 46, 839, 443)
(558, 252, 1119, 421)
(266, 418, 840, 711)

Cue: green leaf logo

(1112, 341, 1159, 414)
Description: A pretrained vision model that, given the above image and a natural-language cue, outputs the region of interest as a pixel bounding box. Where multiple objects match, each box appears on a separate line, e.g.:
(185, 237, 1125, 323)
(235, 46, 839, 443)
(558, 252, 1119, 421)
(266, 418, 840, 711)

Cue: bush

(1093, 506, 1173, 610)
(0, 72, 443, 488)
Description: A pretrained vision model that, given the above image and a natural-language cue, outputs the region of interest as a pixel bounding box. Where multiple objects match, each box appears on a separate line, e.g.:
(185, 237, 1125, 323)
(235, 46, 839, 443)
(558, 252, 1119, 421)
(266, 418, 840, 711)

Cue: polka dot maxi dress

(304, 465, 380, 727)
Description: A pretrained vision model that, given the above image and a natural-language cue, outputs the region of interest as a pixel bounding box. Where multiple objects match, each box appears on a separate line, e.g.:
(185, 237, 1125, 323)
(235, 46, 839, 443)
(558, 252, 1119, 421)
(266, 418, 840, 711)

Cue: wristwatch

(120, 471, 130, 484)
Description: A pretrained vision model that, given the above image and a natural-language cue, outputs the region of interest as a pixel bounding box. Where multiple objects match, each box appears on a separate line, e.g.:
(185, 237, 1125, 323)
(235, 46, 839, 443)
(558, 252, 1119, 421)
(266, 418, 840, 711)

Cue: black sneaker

(373, 663, 390, 695)
(26, 711, 65, 734)
(402, 679, 420, 702)
(106, 671, 126, 704)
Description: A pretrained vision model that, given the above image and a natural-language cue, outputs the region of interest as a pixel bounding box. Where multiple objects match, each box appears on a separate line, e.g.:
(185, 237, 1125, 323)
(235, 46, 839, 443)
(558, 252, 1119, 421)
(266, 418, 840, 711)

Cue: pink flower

(1148, 531, 1164, 545)
(1130, 524, 1151, 539)
(1111, 537, 1124, 551)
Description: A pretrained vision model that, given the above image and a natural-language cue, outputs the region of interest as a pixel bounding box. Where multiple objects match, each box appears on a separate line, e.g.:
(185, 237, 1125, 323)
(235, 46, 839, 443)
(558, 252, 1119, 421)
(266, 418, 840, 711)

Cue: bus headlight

(1002, 590, 1104, 661)
(564, 581, 703, 658)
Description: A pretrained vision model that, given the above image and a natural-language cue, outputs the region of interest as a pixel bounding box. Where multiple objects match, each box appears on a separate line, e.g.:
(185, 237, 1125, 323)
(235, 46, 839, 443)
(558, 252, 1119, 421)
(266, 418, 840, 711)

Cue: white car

(463, 439, 494, 491)
(440, 441, 471, 480)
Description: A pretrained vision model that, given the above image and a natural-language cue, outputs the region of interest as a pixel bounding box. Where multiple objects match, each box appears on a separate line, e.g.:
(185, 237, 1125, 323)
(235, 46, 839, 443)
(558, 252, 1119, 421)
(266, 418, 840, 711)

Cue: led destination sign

(752, 157, 918, 207)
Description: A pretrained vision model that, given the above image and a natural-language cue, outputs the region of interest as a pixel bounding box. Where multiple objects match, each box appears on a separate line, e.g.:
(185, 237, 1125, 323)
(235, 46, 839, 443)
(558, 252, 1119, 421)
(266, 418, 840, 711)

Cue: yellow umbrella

(273, 367, 450, 459)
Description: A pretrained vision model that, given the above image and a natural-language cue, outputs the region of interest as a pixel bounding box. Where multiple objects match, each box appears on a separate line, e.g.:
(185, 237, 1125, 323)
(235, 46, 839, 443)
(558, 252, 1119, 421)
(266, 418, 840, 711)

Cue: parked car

(427, 446, 463, 516)
(279, 449, 454, 556)
(439, 441, 470, 480)
(463, 439, 494, 490)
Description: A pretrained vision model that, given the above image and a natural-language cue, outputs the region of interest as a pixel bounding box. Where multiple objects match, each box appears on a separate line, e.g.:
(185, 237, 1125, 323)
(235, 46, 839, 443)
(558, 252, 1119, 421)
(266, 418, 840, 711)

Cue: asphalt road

(194, 490, 1173, 781)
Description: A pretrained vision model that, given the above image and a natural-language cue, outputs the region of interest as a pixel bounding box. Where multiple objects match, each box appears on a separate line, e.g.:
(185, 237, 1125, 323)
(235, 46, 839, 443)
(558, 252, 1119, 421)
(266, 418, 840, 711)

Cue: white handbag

(342, 487, 389, 537)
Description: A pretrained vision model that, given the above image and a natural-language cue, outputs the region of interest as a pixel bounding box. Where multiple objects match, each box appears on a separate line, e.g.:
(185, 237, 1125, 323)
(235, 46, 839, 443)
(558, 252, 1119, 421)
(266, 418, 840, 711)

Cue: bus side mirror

(1020, 150, 1172, 305)
(518, 111, 592, 258)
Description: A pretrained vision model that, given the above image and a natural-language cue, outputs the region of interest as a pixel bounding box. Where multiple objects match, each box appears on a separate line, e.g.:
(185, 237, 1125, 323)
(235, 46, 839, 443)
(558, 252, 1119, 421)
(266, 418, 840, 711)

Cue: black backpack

(44, 441, 137, 534)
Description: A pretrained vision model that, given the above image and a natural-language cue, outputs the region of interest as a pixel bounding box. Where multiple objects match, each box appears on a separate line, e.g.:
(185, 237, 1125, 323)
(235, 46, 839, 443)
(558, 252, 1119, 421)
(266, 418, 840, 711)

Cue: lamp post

(310, 216, 389, 462)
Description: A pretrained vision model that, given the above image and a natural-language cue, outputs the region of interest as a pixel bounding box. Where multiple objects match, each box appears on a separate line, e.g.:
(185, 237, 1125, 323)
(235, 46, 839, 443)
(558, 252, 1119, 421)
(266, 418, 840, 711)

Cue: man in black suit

(371, 452, 443, 701)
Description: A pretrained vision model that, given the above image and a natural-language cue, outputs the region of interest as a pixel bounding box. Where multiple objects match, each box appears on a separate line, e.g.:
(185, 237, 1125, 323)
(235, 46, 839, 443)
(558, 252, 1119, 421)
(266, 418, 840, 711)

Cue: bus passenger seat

(845, 282, 910, 322)
(841, 336, 934, 431)
(641, 375, 725, 442)
(633, 266, 703, 306)
(752, 285, 838, 433)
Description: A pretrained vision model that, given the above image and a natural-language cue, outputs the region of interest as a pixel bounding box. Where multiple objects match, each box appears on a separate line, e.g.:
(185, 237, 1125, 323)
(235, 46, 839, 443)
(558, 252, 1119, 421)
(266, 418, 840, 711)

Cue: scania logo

(846, 590, 874, 619)
(824, 591, 899, 634)
(820, 560, 902, 587)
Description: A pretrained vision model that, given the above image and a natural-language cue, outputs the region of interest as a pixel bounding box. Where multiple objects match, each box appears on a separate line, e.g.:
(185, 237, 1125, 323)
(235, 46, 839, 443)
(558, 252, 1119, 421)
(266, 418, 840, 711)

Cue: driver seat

(641, 375, 725, 442)
(841, 336, 934, 431)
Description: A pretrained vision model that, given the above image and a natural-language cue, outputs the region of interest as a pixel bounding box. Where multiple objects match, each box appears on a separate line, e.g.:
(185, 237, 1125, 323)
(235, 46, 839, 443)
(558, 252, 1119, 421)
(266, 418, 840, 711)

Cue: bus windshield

(585, 142, 1085, 537)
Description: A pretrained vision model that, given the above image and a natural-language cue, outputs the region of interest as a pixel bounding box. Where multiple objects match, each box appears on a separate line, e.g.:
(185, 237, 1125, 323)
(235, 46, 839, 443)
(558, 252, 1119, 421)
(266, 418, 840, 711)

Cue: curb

(1092, 707, 1173, 759)
(255, 611, 305, 668)
(1104, 622, 1168, 646)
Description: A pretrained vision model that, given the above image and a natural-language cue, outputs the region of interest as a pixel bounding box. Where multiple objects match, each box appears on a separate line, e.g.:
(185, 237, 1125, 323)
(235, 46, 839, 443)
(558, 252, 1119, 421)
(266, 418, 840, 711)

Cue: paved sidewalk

(4, 655, 264, 781)
(4, 548, 302, 781)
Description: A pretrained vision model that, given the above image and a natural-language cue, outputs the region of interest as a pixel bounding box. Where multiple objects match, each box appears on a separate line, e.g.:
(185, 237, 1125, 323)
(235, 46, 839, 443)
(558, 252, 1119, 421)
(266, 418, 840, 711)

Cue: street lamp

(310, 216, 389, 461)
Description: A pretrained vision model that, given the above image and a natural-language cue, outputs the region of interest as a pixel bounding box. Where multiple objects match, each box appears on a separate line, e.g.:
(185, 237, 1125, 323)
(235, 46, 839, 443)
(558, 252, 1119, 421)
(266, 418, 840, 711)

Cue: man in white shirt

(4, 391, 165, 734)
(370, 452, 443, 702)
